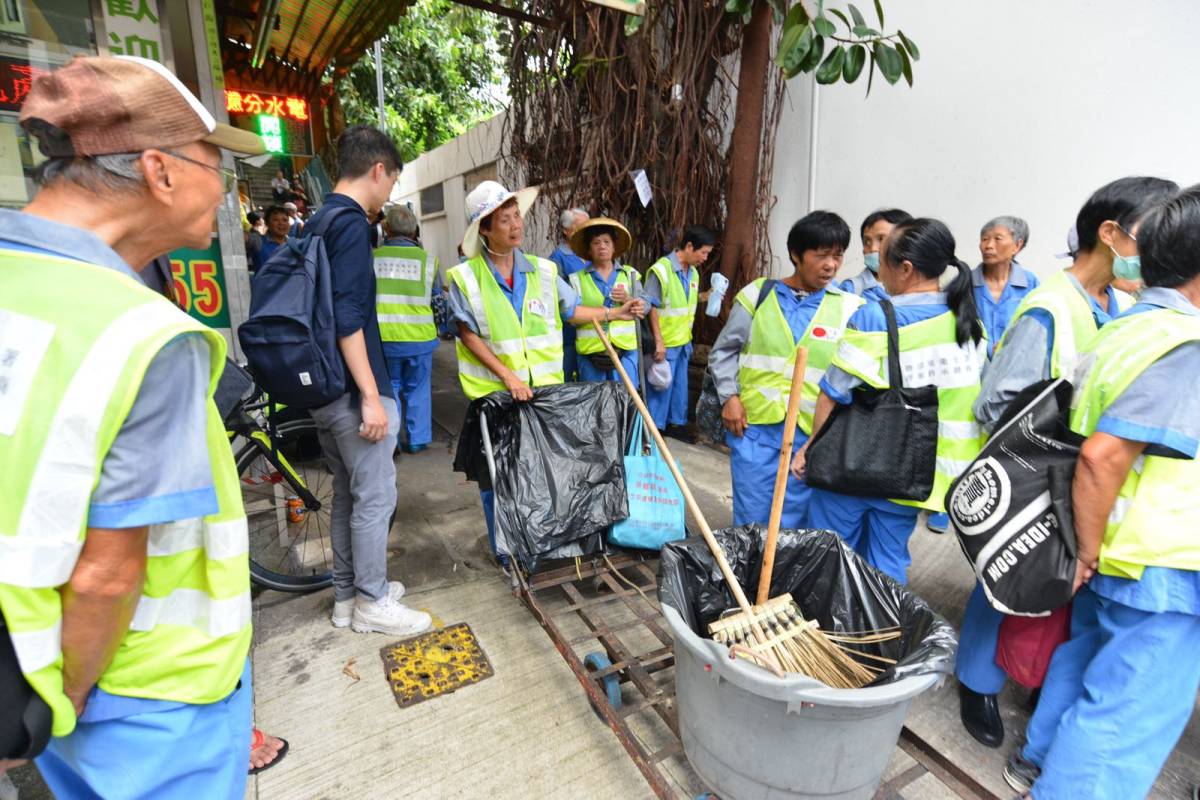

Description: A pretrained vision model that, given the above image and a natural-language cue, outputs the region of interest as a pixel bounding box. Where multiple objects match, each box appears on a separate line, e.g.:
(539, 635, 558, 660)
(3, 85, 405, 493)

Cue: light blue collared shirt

(971, 261, 1039, 357)
(838, 268, 889, 303)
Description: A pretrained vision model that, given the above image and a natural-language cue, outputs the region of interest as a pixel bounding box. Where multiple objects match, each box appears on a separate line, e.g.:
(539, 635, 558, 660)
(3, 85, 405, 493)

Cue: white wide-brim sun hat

(461, 180, 539, 259)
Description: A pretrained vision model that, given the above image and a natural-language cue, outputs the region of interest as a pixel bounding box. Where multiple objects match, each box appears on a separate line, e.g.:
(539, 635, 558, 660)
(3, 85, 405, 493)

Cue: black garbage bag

(659, 526, 957, 686)
(454, 382, 635, 564)
(946, 378, 1082, 617)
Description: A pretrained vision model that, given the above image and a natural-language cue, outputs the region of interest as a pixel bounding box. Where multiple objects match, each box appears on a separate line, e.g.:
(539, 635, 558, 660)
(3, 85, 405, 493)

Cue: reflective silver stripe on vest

(425, 254, 436, 304)
(530, 360, 562, 379)
(1109, 496, 1132, 525)
(489, 331, 561, 357)
(378, 314, 434, 325)
(9, 620, 60, 674)
(147, 517, 248, 560)
(659, 306, 691, 318)
(835, 340, 886, 386)
(535, 258, 558, 327)
(938, 420, 982, 440)
(378, 294, 430, 306)
(457, 360, 503, 382)
(129, 587, 252, 638)
(453, 266, 490, 339)
(936, 456, 975, 478)
(741, 283, 762, 308)
(10, 300, 187, 589)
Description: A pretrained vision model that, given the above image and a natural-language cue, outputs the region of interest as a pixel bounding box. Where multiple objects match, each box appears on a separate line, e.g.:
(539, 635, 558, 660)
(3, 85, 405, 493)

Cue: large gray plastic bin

(664, 604, 940, 800)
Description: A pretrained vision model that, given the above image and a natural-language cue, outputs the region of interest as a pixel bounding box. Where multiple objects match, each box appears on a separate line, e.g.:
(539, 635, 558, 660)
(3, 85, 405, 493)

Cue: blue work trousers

(806, 488, 920, 584)
(386, 352, 433, 448)
(1023, 586, 1200, 800)
(727, 424, 811, 528)
(37, 660, 253, 800)
(647, 344, 690, 429)
(955, 583, 1007, 694)
(576, 348, 640, 385)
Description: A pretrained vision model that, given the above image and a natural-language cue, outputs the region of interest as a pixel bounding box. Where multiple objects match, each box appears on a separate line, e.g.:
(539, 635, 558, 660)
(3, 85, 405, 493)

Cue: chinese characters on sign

(225, 90, 309, 122)
(102, 0, 165, 62)
(0, 58, 47, 113)
(257, 116, 285, 153)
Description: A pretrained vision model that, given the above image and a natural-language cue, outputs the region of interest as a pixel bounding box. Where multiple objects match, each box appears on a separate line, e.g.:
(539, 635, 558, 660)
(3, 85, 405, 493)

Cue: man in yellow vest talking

(375, 203, 442, 454)
(0, 57, 264, 797)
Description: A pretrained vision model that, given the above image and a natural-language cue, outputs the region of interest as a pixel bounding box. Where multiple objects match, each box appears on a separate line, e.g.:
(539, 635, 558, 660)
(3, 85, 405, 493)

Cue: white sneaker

(350, 595, 432, 636)
(331, 581, 406, 628)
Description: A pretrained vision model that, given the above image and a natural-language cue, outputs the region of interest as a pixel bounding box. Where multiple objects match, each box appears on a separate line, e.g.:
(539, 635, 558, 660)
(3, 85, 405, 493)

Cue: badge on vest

(809, 325, 842, 341)
(0, 310, 56, 437)
(527, 298, 552, 319)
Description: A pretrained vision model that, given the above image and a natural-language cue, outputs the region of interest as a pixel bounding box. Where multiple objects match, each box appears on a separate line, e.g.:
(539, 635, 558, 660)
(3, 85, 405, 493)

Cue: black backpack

(238, 208, 355, 408)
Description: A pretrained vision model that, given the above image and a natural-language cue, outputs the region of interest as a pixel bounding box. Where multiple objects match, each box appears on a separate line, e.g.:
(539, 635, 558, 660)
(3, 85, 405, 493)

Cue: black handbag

(947, 378, 1082, 616)
(1, 610, 52, 760)
(805, 300, 939, 501)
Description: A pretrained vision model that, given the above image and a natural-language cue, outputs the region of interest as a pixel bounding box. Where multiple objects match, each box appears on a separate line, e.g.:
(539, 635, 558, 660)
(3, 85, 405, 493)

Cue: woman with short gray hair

(972, 216, 1039, 357)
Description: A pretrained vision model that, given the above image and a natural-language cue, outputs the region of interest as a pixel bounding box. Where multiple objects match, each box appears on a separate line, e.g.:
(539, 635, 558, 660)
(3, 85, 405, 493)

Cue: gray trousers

(309, 394, 399, 602)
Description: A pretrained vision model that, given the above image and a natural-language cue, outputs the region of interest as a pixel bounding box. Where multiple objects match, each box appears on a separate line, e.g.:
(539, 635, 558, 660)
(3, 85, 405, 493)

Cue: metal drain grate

(379, 623, 494, 708)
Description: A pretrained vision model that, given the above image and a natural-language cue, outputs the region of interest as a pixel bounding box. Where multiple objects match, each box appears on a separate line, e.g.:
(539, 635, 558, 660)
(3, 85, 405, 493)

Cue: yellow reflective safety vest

(570, 264, 638, 353)
(1069, 306, 1200, 580)
(374, 242, 438, 342)
(831, 309, 988, 511)
(998, 270, 1133, 377)
(734, 280, 864, 434)
(0, 248, 251, 736)
(648, 256, 699, 348)
(448, 253, 565, 399)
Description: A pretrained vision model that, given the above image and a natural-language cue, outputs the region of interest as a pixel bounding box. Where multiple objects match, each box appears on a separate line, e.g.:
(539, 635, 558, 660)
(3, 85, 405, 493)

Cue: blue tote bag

(609, 415, 687, 550)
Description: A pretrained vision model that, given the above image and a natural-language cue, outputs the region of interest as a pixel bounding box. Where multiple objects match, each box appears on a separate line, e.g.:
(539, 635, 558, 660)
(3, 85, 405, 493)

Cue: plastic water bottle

(705, 273, 729, 317)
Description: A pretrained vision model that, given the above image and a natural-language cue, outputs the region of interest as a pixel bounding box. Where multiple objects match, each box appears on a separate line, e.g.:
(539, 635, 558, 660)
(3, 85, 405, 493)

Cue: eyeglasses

(164, 150, 238, 193)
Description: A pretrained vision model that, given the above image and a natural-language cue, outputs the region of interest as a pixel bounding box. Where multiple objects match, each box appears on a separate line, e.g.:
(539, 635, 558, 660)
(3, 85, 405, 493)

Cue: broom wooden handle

(591, 320, 756, 617)
(755, 346, 809, 605)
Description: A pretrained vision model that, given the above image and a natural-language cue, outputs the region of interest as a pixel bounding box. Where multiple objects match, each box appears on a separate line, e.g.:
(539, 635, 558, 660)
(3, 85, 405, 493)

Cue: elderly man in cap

(0, 56, 263, 798)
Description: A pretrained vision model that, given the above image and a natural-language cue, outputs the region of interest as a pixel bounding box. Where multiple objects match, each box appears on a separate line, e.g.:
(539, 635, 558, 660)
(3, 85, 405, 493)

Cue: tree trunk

(718, 3, 773, 296)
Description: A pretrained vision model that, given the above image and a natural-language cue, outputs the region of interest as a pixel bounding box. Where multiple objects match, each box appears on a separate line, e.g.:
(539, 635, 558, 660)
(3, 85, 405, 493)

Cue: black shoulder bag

(805, 299, 939, 501)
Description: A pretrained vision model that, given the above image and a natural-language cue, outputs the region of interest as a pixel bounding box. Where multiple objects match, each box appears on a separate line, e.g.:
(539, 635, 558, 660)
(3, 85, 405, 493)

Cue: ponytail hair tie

(938, 263, 961, 290)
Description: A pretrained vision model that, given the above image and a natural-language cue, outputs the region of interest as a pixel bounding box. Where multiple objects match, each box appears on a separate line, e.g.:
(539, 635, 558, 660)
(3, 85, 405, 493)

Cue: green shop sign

(167, 238, 231, 329)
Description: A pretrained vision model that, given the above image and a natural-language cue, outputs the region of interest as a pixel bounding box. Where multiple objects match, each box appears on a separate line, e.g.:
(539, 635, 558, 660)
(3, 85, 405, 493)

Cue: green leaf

(782, 1, 809, 30)
(843, 43, 866, 82)
(874, 41, 902, 84)
(799, 34, 825, 72)
(828, 8, 850, 27)
(866, 52, 875, 95)
(898, 41, 913, 86)
(873, 0, 884, 27)
(813, 16, 835, 37)
(623, 13, 643, 36)
(848, 3, 866, 27)
(898, 30, 920, 61)
(815, 45, 845, 84)
(852, 25, 879, 37)
(778, 23, 814, 78)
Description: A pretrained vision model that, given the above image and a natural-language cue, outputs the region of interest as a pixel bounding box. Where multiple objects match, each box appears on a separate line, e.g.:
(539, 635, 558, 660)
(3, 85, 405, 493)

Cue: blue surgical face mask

(864, 252, 880, 272)
(1110, 248, 1142, 282)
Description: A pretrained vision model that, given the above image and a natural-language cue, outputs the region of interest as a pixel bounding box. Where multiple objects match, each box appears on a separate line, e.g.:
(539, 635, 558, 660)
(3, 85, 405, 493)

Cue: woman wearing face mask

(709, 211, 864, 528)
(839, 208, 912, 303)
(790, 218, 987, 585)
(1004, 185, 1200, 800)
(566, 218, 645, 383)
(447, 181, 644, 559)
(956, 176, 1179, 751)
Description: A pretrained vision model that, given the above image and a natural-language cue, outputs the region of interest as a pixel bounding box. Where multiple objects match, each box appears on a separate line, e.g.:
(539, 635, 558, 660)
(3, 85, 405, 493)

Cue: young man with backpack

(304, 126, 431, 637)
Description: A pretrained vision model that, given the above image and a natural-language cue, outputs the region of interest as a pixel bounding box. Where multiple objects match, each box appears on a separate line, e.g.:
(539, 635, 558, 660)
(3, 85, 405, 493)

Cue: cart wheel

(584, 651, 622, 716)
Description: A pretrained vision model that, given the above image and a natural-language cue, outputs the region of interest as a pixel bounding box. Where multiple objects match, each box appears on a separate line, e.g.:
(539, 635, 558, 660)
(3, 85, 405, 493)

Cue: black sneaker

(1003, 749, 1040, 794)
(664, 424, 696, 444)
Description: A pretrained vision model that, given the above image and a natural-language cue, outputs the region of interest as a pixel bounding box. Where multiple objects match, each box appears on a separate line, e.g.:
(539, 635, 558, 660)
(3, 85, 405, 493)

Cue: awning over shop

(219, 0, 417, 95)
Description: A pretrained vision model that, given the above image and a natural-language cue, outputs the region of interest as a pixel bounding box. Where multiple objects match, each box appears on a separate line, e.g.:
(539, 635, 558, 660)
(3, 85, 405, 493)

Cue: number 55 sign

(168, 239, 232, 328)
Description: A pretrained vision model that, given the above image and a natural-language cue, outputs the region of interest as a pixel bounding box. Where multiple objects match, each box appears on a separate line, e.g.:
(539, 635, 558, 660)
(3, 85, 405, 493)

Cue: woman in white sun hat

(446, 180, 644, 558)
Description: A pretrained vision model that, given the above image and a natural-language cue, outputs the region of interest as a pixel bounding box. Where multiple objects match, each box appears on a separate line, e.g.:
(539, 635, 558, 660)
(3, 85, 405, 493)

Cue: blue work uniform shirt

(258, 235, 291, 266)
(838, 269, 889, 303)
(549, 242, 588, 280)
(710, 282, 828, 448)
(820, 292, 953, 404)
(0, 209, 217, 529)
(974, 272, 1123, 431)
(379, 235, 443, 358)
(971, 261, 1039, 357)
(447, 249, 581, 335)
(1084, 287, 1200, 616)
(305, 193, 391, 401)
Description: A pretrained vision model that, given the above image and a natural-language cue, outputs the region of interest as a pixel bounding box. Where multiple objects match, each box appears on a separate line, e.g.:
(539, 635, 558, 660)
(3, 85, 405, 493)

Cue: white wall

(774, 0, 1200, 282)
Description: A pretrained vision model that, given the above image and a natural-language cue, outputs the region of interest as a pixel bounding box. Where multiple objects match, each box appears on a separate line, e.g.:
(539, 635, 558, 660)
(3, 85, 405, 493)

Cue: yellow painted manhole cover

(380, 623, 493, 708)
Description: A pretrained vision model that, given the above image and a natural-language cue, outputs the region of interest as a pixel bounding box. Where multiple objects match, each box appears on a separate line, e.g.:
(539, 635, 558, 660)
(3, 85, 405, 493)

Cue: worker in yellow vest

(1003, 185, 1200, 800)
(375, 203, 442, 453)
(567, 217, 644, 382)
(956, 176, 1179, 751)
(708, 211, 863, 528)
(447, 181, 644, 557)
(644, 225, 716, 443)
(0, 56, 263, 797)
(792, 218, 987, 584)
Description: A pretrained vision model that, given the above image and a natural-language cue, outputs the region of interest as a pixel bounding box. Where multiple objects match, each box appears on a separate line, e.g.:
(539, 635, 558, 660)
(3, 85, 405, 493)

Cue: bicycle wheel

(235, 418, 334, 592)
